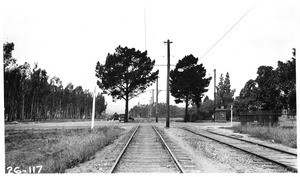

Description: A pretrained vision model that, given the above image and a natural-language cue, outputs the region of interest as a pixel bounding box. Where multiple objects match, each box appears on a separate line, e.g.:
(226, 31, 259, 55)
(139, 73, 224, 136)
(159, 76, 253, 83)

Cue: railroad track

(109, 125, 185, 173)
(206, 129, 297, 156)
(181, 127, 297, 172)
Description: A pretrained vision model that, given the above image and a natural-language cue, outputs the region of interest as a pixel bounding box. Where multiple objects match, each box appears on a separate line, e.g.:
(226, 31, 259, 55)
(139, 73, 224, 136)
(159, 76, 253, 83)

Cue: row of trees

(129, 103, 185, 118)
(202, 49, 296, 119)
(95, 47, 212, 122)
(235, 49, 296, 113)
(187, 49, 296, 120)
(193, 49, 296, 120)
(4, 42, 107, 122)
(95, 45, 295, 122)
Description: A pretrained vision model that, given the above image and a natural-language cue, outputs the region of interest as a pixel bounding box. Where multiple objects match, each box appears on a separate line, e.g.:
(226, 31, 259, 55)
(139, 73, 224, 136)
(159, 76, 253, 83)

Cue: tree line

(95, 47, 211, 122)
(235, 48, 296, 113)
(194, 49, 296, 120)
(4, 42, 107, 122)
(129, 103, 185, 118)
(95, 45, 295, 122)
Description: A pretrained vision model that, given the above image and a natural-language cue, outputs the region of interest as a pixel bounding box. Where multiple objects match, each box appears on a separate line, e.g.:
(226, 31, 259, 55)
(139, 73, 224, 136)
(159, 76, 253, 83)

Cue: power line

(199, 4, 255, 60)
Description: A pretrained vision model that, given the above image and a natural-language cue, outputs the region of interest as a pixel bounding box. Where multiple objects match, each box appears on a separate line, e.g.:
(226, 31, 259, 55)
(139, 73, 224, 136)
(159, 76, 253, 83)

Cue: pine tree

(95, 45, 158, 122)
(170, 54, 211, 122)
(216, 72, 235, 109)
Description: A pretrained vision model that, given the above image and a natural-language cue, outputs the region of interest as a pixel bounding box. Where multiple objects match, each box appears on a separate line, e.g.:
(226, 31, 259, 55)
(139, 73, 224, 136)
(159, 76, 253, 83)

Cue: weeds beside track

(5, 126, 124, 173)
(229, 124, 297, 148)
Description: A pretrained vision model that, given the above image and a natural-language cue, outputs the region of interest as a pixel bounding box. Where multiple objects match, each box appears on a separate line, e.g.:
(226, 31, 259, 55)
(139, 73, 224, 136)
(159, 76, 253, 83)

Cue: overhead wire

(199, 4, 256, 60)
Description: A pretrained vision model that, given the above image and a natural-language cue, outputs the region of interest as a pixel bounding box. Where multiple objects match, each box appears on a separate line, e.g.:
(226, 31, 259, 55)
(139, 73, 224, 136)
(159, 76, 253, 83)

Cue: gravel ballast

(161, 125, 290, 173)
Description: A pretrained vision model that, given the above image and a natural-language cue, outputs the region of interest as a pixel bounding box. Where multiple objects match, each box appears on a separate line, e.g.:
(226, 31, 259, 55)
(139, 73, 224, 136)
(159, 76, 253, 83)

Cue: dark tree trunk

(31, 97, 34, 121)
(185, 95, 189, 122)
(21, 94, 25, 121)
(125, 93, 129, 123)
(36, 105, 39, 121)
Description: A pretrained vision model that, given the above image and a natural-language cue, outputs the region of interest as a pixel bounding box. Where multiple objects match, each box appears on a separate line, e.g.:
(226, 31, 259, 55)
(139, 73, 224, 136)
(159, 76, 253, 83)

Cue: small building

(215, 107, 227, 122)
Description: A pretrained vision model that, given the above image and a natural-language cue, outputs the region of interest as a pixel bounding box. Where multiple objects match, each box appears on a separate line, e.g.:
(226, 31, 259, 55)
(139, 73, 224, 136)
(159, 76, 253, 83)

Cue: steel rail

(206, 129, 297, 156)
(109, 125, 140, 173)
(182, 127, 297, 173)
(152, 125, 185, 173)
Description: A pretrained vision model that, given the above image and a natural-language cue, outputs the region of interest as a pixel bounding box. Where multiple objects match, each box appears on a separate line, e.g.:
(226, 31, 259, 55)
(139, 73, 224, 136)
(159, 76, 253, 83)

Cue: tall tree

(29, 64, 50, 121)
(234, 79, 262, 112)
(95, 46, 158, 122)
(3, 42, 16, 69)
(256, 66, 280, 110)
(18, 62, 31, 121)
(4, 66, 22, 121)
(95, 93, 107, 118)
(275, 48, 296, 110)
(170, 54, 211, 122)
(216, 72, 235, 109)
(4, 42, 20, 121)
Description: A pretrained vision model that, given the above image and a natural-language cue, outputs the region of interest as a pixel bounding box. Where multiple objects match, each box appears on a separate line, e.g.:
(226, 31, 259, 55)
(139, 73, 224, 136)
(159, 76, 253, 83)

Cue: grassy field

(5, 126, 124, 173)
(230, 124, 297, 148)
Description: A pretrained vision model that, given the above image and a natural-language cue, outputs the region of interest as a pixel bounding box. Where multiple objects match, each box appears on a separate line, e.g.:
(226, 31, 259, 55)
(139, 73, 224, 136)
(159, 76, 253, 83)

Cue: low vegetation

(5, 126, 124, 173)
(230, 124, 297, 148)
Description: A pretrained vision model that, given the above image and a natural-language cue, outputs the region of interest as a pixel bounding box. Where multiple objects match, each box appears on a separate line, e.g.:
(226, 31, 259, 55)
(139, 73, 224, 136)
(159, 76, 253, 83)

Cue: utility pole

(149, 89, 154, 118)
(214, 69, 216, 120)
(149, 95, 151, 118)
(152, 89, 154, 117)
(156, 77, 159, 122)
(164, 39, 172, 128)
(214, 69, 216, 108)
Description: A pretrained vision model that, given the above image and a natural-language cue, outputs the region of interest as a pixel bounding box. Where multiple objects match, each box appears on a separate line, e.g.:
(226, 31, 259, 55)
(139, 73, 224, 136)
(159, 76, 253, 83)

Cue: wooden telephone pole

(156, 78, 159, 122)
(164, 39, 172, 128)
(214, 69, 216, 109)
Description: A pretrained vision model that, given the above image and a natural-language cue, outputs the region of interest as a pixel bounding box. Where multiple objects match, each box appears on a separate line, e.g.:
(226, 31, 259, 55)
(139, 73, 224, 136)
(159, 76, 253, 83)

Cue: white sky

(2, 0, 299, 114)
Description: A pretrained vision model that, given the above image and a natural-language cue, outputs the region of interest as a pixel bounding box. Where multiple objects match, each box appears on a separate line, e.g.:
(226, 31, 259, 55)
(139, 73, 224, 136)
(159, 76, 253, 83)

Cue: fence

(239, 111, 282, 126)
